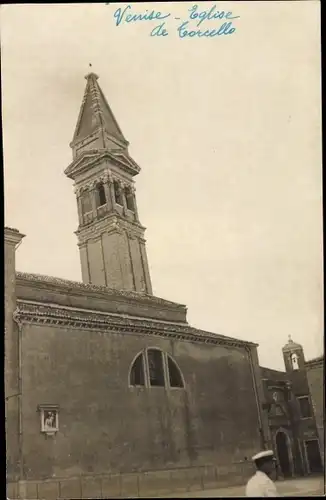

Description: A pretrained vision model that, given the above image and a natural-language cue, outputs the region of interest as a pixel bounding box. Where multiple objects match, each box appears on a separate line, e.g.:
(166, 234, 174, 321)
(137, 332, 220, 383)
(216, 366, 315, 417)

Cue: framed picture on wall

(38, 404, 59, 436)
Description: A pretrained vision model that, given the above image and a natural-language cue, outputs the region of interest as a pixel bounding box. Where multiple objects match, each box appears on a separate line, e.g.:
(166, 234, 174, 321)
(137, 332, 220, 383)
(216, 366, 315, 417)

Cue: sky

(1, 2, 323, 370)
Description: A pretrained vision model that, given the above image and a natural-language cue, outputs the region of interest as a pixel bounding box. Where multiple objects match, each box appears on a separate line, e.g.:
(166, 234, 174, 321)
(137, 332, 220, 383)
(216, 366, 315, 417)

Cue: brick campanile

(65, 73, 152, 294)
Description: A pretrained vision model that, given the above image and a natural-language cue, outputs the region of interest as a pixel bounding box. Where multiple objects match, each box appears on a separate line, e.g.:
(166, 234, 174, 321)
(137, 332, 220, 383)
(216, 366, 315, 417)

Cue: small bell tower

(282, 335, 305, 373)
(65, 72, 152, 293)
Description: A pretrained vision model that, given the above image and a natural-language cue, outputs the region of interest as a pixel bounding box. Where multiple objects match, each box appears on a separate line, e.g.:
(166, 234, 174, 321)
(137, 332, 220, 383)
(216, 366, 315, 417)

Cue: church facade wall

(19, 321, 261, 487)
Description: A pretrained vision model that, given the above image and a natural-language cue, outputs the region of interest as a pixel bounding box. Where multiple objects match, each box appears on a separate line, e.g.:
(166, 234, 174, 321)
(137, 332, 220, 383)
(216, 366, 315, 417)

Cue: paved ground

(161, 476, 325, 497)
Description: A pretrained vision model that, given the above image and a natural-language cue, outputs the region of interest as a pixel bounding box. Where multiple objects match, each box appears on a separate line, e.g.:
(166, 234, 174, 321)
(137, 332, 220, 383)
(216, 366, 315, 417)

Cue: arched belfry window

(129, 349, 185, 389)
(125, 186, 135, 211)
(290, 353, 299, 370)
(113, 181, 123, 206)
(95, 182, 106, 208)
(80, 191, 92, 215)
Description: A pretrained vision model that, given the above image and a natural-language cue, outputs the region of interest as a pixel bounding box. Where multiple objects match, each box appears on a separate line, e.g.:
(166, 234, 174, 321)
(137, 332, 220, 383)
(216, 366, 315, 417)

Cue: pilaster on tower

(64, 72, 153, 294)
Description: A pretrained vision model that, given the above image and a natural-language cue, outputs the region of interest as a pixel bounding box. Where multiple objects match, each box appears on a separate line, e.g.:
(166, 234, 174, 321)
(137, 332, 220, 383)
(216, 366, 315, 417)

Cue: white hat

(252, 450, 276, 462)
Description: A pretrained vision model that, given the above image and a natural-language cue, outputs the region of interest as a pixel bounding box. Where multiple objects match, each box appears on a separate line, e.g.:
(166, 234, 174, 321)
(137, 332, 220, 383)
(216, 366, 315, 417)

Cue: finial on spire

(85, 64, 99, 80)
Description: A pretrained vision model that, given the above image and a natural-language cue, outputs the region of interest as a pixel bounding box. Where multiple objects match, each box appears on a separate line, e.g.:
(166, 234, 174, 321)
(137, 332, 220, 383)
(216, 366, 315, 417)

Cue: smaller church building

(5, 73, 324, 500)
(260, 337, 324, 480)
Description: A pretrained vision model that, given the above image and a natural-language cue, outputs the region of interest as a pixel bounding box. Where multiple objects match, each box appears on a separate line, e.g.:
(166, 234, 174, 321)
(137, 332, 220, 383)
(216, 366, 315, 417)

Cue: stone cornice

(15, 272, 185, 311)
(305, 355, 324, 368)
(4, 227, 25, 245)
(282, 336, 302, 353)
(14, 301, 257, 349)
(260, 366, 286, 374)
(76, 213, 146, 243)
(65, 149, 140, 180)
(110, 151, 140, 173)
(65, 150, 107, 177)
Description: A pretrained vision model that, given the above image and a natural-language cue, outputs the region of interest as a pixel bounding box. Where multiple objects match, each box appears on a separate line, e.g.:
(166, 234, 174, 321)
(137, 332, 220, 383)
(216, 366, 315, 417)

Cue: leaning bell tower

(64, 72, 152, 293)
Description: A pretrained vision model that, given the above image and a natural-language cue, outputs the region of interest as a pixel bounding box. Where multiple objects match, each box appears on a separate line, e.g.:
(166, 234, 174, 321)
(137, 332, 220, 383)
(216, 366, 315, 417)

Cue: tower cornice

(75, 213, 146, 245)
(65, 149, 140, 180)
(4, 227, 25, 246)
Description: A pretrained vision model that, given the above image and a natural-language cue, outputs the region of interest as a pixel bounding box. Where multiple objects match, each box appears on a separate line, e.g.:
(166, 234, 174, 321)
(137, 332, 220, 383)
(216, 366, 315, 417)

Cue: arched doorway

(276, 431, 292, 478)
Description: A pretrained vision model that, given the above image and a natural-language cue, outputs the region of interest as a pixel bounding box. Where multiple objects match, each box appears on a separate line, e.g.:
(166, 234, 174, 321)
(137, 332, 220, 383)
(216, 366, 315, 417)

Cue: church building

(5, 73, 323, 500)
(260, 337, 324, 480)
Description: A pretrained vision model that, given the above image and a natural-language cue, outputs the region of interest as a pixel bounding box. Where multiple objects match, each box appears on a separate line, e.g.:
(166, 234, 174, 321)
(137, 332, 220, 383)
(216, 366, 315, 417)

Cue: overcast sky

(1, 2, 322, 370)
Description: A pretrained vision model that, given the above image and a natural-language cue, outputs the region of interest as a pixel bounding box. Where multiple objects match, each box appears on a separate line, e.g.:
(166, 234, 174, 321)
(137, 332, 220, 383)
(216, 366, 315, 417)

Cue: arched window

(168, 356, 184, 388)
(80, 191, 92, 215)
(95, 183, 106, 208)
(290, 353, 299, 370)
(129, 349, 184, 389)
(129, 353, 145, 387)
(125, 186, 134, 211)
(148, 349, 165, 387)
(113, 181, 123, 205)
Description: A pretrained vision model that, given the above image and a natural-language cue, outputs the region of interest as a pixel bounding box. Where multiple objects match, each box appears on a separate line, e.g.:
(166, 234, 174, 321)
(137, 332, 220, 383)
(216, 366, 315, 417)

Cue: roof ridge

(15, 271, 186, 308)
(305, 354, 324, 363)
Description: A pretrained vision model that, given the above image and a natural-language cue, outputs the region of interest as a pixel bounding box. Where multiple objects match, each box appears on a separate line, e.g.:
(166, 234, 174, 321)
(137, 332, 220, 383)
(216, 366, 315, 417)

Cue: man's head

(252, 450, 277, 478)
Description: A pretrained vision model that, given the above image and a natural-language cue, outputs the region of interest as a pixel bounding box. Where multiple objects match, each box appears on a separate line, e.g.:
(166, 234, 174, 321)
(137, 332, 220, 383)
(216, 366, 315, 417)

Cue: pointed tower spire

(70, 72, 128, 157)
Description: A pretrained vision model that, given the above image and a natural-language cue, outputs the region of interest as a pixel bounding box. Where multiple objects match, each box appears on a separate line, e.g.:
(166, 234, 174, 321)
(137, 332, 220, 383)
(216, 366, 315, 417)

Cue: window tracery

(129, 349, 184, 389)
(129, 353, 145, 386)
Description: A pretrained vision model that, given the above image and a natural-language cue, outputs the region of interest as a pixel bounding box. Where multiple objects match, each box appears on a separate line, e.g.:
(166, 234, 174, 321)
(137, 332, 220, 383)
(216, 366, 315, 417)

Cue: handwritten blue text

(113, 5, 170, 27)
(111, 4, 240, 39)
